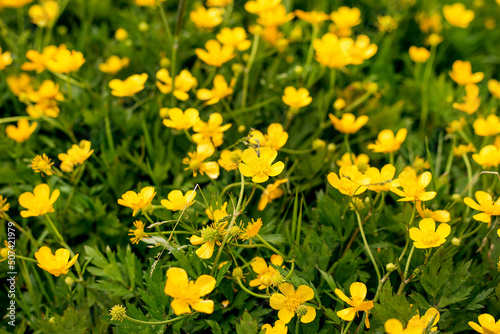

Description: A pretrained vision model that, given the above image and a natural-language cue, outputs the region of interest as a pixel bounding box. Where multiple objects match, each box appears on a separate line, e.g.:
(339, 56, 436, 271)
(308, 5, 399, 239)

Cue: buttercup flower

(415, 12, 442, 34)
(464, 191, 500, 226)
(443, 3, 475, 28)
(109, 73, 148, 97)
(282, 87, 312, 109)
(216, 27, 251, 51)
(313, 33, 352, 68)
(385, 308, 440, 334)
(453, 84, 480, 114)
(250, 255, 284, 289)
(262, 320, 288, 334)
(0, 196, 11, 219)
(28, 1, 58, 27)
(257, 5, 294, 27)
(390, 168, 436, 202)
(239, 218, 263, 244)
(412, 156, 430, 172)
(365, 165, 396, 193)
(409, 46, 430, 63)
(0, 47, 12, 70)
(244, 0, 281, 14)
(46, 45, 85, 73)
(368, 128, 407, 153)
(349, 35, 378, 65)
(295, 10, 329, 25)
(454, 143, 476, 156)
(0, 241, 10, 260)
(239, 147, 285, 183)
(35, 246, 79, 277)
(446, 117, 466, 133)
(488, 79, 500, 99)
(134, 0, 165, 7)
(328, 165, 370, 196)
(172, 69, 198, 101)
(164, 267, 216, 315)
(329, 113, 368, 134)
(196, 75, 235, 105)
(6, 119, 38, 143)
(58, 140, 94, 172)
(115, 28, 128, 41)
(249, 123, 289, 151)
(31, 154, 54, 177)
(161, 190, 196, 211)
(99, 56, 130, 75)
(156, 68, 173, 94)
(409, 218, 450, 249)
(330, 6, 361, 36)
(182, 143, 220, 179)
(449, 60, 484, 85)
(0, 0, 33, 8)
(270, 283, 316, 324)
(21, 45, 58, 73)
(118, 186, 156, 216)
(196, 40, 235, 67)
(258, 178, 288, 211)
(207, 0, 232, 7)
(218, 149, 242, 171)
(376, 15, 398, 33)
(192, 113, 232, 147)
(128, 220, 150, 244)
(337, 153, 370, 168)
(335, 282, 374, 328)
(19, 184, 60, 217)
(472, 145, 500, 167)
(190, 6, 223, 29)
(469, 314, 500, 334)
(7, 73, 32, 98)
(162, 108, 200, 130)
(416, 202, 450, 223)
(473, 115, 500, 137)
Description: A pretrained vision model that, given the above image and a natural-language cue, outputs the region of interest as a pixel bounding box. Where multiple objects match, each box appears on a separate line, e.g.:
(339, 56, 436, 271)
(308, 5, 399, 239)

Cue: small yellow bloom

(128, 220, 150, 244)
(244, 0, 281, 14)
(31, 154, 54, 177)
(412, 156, 431, 172)
(282, 87, 312, 109)
(334, 98, 346, 110)
(443, 3, 475, 28)
(409, 218, 451, 249)
(262, 320, 288, 334)
(415, 12, 442, 34)
(26, 100, 60, 118)
(453, 143, 476, 156)
(164, 267, 216, 315)
(330, 6, 361, 37)
(99, 56, 130, 75)
(313, 33, 352, 68)
(328, 165, 370, 196)
(258, 178, 288, 211)
(453, 84, 480, 115)
(249, 123, 289, 151)
(350, 35, 377, 65)
(173, 69, 198, 101)
(58, 140, 94, 172)
(196, 74, 234, 105)
(192, 113, 232, 148)
(0, 241, 10, 261)
(376, 15, 398, 33)
(28, 0, 58, 27)
(472, 145, 500, 167)
(257, 4, 294, 27)
(409, 46, 430, 63)
(0, 47, 12, 70)
(160, 190, 196, 211)
(446, 117, 466, 133)
(464, 191, 500, 226)
(190, 6, 223, 29)
(488, 79, 500, 99)
(385, 308, 440, 334)
(6, 119, 38, 143)
(250, 255, 283, 289)
(205, 201, 228, 222)
(270, 283, 316, 324)
(196, 40, 235, 67)
(109, 73, 148, 97)
(365, 165, 396, 193)
(118, 186, 156, 216)
(294, 10, 329, 25)
(473, 115, 500, 137)
(156, 68, 173, 94)
(0, 196, 10, 219)
(7, 73, 32, 98)
(18, 183, 60, 217)
(182, 143, 220, 179)
(35, 246, 79, 277)
(218, 149, 242, 171)
(449, 60, 484, 85)
(368, 128, 407, 153)
(239, 147, 285, 183)
(0, 0, 33, 8)
(239, 218, 263, 244)
(335, 282, 373, 328)
(416, 201, 450, 223)
(162, 108, 199, 130)
(134, 0, 165, 7)
(206, 0, 232, 7)
(115, 28, 128, 41)
(337, 153, 370, 168)
(469, 314, 500, 334)
(46, 45, 85, 73)
(426, 33, 443, 46)
(390, 168, 436, 202)
(328, 113, 368, 134)
(26, 79, 64, 103)
(216, 27, 251, 51)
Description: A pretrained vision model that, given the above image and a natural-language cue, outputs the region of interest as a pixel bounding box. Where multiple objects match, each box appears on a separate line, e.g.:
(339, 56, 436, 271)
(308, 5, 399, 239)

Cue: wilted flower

(109, 73, 147, 97)
(449, 60, 484, 85)
(239, 147, 285, 183)
(160, 190, 196, 211)
(335, 282, 373, 328)
(368, 129, 407, 153)
(270, 283, 316, 324)
(328, 113, 368, 134)
(6, 119, 38, 143)
(35, 246, 79, 277)
(118, 186, 156, 216)
(443, 3, 475, 28)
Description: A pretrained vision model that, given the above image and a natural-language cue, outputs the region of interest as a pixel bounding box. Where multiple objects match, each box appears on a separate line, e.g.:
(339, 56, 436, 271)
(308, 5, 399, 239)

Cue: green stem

(236, 277, 271, 299)
(104, 104, 115, 158)
(45, 214, 64, 242)
(341, 320, 353, 334)
(343, 91, 372, 113)
(158, 0, 172, 49)
(420, 44, 436, 131)
(354, 210, 381, 283)
(149, 231, 193, 235)
(463, 153, 473, 200)
(255, 234, 286, 258)
(295, 316, 300, 334)
(63, 163, 86, 217)
(124, 314, 188, 325)
(345, 133, 354, 165)
(389, 151, 394, 166)
(241, 33, 260, 109)
(398, 204, 416, 262)
(0, 116, 35, 124)
(16, 255, 38, 263)
(304, 24, 319, 81)
(280, 148, 314, 155)
(284, 260, 295, 280)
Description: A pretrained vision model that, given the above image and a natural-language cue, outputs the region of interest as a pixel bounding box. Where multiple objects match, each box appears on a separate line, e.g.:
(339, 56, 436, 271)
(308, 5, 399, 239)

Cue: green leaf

(372, 281, 416, 327)
(317, 267, 337, 292)
(235, 310, 259, 334)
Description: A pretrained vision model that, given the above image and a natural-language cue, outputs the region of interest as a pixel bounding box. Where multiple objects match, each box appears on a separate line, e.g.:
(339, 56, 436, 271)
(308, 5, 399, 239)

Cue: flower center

(285, 293, 303, 311)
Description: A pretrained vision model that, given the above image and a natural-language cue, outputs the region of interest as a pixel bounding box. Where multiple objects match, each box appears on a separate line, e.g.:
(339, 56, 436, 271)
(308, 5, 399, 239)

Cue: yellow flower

(0, 196, 10, 219)
(335, 282, 374, 328)
(207, 0, 232, 7)
(409, 46, 430, 63)
(196, 40, 235, 67)
(426, 33, 443, 46)
(328, 165, 370, 196)
(488, 79, 500, 99)
(26, 79, 64, 103)
(0, 0, 33, 8)
(196, 74, 234, 105)
(365, 165, 396, 193)
(240, 218, 263, 244)
(349, 35, 378, 65)
(385, 308, 440, 334)
(7, 73, 32, 98)
(250, 255, 283, 289)
(109, 73, 148, 97)
(239, 147, 285, 183)
(473, 115, 500, 137)
(469, 314, 500, 334)
(262, 320, 288, 334)
(453, 84, 480, 114)
(313, 33, 352, 68)
(173, 69, 198, 101)
(294, 10, 329, 25)
(26, 100, 60, 118)
(21, 45, 58, 73)
(115, 28, 128, 41)
(117, 186, 156, 216)
(164, 267, 216, 315)
(218, 149, 242, 171)
(99, 56, 130, 75)
(31, 154, 54, 177)
(216, 27, 251, 51)
(337, 153, 370, 168)
(18, 183, 60, 218)
(249, 123, 289, 151)
(376, 15, 398, 33)
(244, 0, 281, 14)
(416, 201, 450, 223)
(0, 47, 12, 70)
(453, 143, 476, 156)
(5, 119, 38, 143)
(162, 108, 200, 130)
(109, 305, 127, 322)
(192, 113, 232, 148)
(182, 143, 220, 179)
(443, 3, 475, 28)
(205, 201, 228, 222)
(390, 168, 436, 202)
(28, 0, 58, 27)
(46, 45, 85, 73)
(368, 128, 407, 153)
(415, 12, 442, 34)
(328, 113, 368, 134)
(282, 87, 312, 109)
(35, 246, 79, 277)
(0, 241, 10, 261)
(257, 4, 294, 27)
(449, 60, 484, 85)
(409, 218, 451, 249)
(472, 145, 500, 167)
(464, 191, 500, 226)
(270, 283, 316, 324)
(258, 178, 288, 211)
(330, 6, 361, 37)
(190, 6, 223, 29)
(58, 140, 94, 172)
(128, 220, 150, 244)
(446, 117, 466, 133)
(160, 190, 196, 211)
(412, 156, 430, 172)
(334, 98, 346, 110)
(134, 0, 165, 7)
(156, 68, 173, 94)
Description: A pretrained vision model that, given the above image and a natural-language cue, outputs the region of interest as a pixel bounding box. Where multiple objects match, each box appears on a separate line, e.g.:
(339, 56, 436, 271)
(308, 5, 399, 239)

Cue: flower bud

(159, 107, 169, 118)
(386, 263, 397, 272)
(124, 39, 133, 47)
(232, 63, 244, 75)
(294, 65, 303, 75)
(232, 267, 243, 279)
(238, 125, 246, 133)
(160, 57, 171, 68)
(451, 194, 461, 201)
(312, 139, 326, 151)
(334, 98, 346, 111)
(365, 82, 378, 93)
(56, 25, 67, 36)
(260, 274, 272, 287)
(138, 22, 149, 32)
(327, 143, 336, 152)
(65, 276, 74, 287)
(451, 238, 461, 246)
(115, 28, 128, 41)
(109, 305, 127, 322)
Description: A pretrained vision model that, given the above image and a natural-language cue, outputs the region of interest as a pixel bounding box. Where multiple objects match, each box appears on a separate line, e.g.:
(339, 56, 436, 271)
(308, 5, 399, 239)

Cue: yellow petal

(194, 275, 216, 296)
(191, 299, 214, 314)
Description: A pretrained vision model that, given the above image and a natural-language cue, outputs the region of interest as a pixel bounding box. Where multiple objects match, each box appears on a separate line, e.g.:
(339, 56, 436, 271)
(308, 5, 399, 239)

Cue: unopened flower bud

(242, 54, 250, 62)
(138, 22, 149, 32)
(232, 63, 244, 75)
(452, 194, 461, 201)
(160, 57, 171, 68)
(124, 39, 133, 47)
(56, 25, 68, 36)
(312, 139, 326, 150)
(294, 65, 303, 75)
(386, 263, 397, 272)
(260, 274, 272, 287)
(65, 276, 74, 287)
(334, 98, 346, 111)
(451, 238, 461, 246)
(110, 305, 127, 322)
(365, 82, 378, 93)
(238, 125, 246, 133)
(232, 267, 243, 279)
(159, 107, 169, 118)
(327, 143, 336, 152)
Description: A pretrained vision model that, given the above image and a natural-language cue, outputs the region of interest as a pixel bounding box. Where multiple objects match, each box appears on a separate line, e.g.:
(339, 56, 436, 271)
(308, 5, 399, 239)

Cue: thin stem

(15, 255, 38, 263)
(0, 116, 35, 125)
(295, 316, 300, 334)
(354, 210, 381, 283)
(157, 0, 172, 49)
(341, 320, 353, 334)
(304, 24, 319, 81)
(241, 33, 260, 109)
(45, 214, 64, 242)
(235, 277, 271, 299)
(255, 234, 286, 258)
(345, 133, 354, 165)
(124, 314, 188, 325)
(420, 44, 436, 131)
(343, 91, 372, 113)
